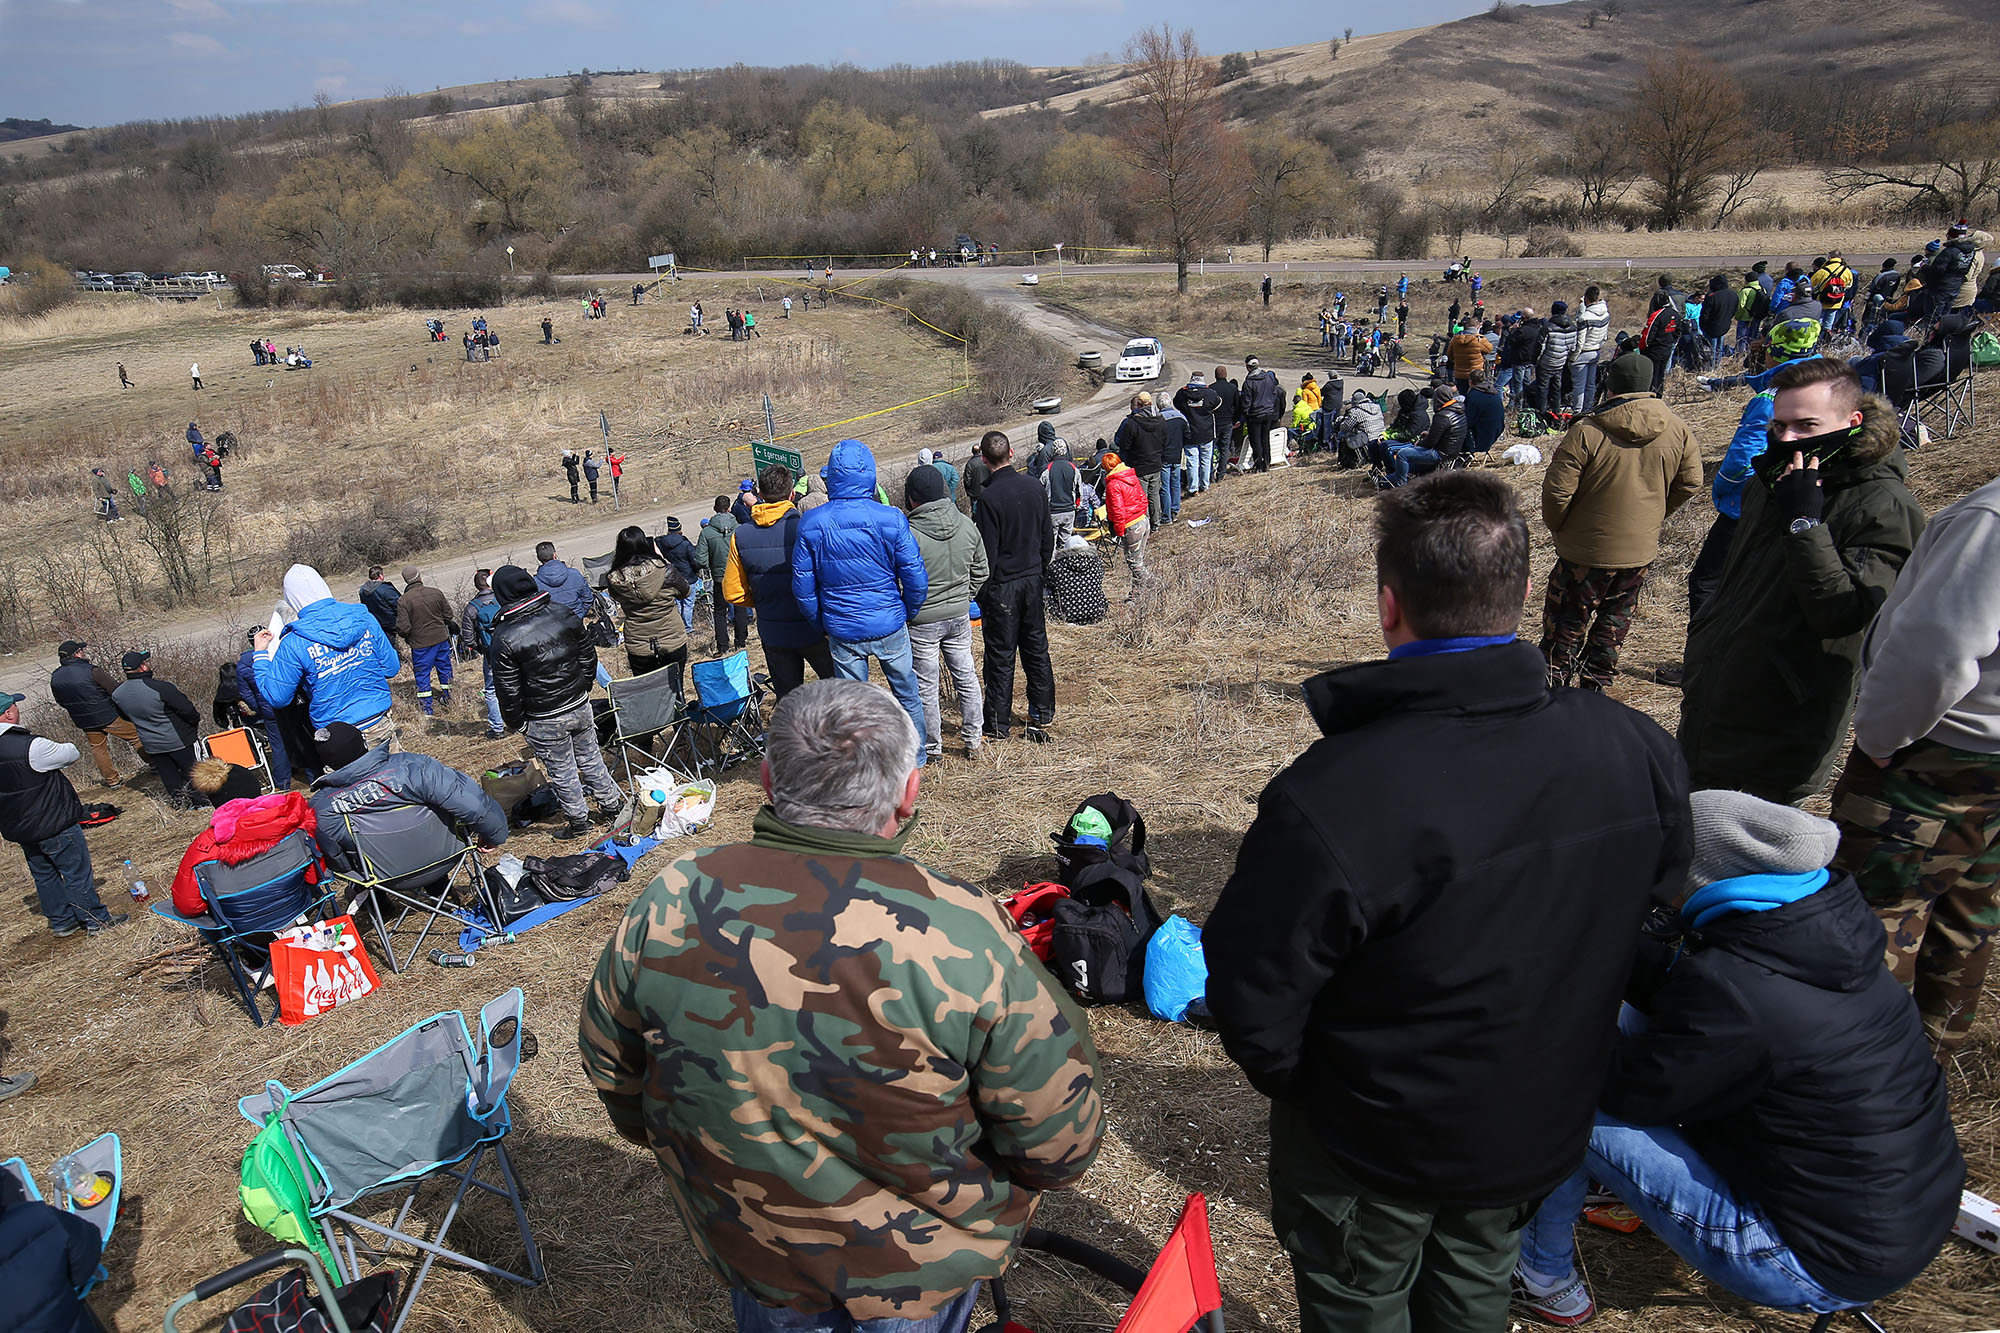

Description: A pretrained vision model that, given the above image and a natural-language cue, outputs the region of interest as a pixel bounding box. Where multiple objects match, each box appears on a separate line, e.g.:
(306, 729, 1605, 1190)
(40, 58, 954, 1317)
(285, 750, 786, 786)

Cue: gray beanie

(1685, 789, 1840, 893)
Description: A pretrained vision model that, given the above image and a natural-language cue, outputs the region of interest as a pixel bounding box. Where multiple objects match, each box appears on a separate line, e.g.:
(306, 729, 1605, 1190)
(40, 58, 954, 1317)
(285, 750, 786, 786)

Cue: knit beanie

(401, 565, 421, 585)
(493, 564, 539, 606)
(1605, 352, 1653, 398)
(316, 721, 368, 771)
(904, 463, 947, 507)
(1551, 300, 1568, 315)
(1685, 789, 1840, 893)
(666, 515, 683, 532)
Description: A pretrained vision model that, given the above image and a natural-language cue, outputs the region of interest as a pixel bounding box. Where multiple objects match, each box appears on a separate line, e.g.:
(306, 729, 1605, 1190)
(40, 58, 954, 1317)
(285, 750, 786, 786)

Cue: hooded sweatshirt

(907, 497, 989, 625)
(169, 789, 318, 916)
(1542, 394, 1704, 568)
(791, 440, 928, 641)
(254, 565, 400, 728)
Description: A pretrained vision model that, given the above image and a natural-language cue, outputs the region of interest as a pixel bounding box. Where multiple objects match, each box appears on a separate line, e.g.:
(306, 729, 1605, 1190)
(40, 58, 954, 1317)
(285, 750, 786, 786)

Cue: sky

(2, 0, 1514, 128)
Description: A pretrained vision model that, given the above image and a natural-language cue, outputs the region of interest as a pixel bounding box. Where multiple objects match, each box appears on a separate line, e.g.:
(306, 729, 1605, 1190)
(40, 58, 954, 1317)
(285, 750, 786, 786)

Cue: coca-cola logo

(299, 953, 374, 1018)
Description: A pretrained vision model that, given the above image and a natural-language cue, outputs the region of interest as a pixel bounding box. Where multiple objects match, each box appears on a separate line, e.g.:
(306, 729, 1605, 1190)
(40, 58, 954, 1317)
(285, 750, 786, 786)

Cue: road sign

(649, 252, 676, 270)
(751, 441, 803, 475)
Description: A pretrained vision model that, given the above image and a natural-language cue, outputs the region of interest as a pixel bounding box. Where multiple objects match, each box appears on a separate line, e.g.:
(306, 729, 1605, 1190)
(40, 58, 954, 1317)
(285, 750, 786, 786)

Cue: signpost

(1055, 241, 1063, 282)
(751, 441, 803, 475)
(648, 252, 677, 280)
(506, 244, 515, 273)
(600, 410, 616, 510)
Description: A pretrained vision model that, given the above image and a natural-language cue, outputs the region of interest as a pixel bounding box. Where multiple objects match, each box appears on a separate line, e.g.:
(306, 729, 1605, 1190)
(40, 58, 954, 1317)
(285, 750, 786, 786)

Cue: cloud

(166, 31, 229, 57)
(525, 0, 614, 29)
(165, 0, 228, 19)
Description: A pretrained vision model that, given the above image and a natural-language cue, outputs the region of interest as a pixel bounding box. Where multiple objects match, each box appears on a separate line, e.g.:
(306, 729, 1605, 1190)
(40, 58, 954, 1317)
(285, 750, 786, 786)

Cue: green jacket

(578, 809, 1102, 1321)
(906, 498, 988, 625)
(696, 512, 738, 581)
(1679, 396, 1924, 804)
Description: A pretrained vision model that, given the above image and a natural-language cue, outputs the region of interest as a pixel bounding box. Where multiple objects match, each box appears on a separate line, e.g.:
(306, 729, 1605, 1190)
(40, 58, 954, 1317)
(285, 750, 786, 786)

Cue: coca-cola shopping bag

(269, 915, 382, 1026)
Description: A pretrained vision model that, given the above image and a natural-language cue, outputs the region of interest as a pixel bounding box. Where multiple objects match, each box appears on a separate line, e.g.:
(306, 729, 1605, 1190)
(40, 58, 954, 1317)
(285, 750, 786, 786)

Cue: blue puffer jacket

(535, 558, 597, 621)
(254, 597, 399, 728)
(1712, 355, 1818, 519)
(309, 742, 507, 871)
(0, 1189, 102, 1333)
(792, 439, 928, 642)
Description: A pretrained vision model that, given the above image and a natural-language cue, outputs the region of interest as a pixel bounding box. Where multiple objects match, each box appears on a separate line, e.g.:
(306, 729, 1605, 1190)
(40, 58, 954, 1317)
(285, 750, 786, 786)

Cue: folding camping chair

(236, 988, 542, 1333)
(199, 725, 276, 793)
(163, 1247, 398, 1333)
(604, 667, 696, 788)
(326, 805, 490, 973)
(682, 650, 768, 774)
(4, 1131, 123, 1298)
(988, 1193, 1224, 1333)
(1885, 323, 1978, 442)
(150, 829, 333, 1026)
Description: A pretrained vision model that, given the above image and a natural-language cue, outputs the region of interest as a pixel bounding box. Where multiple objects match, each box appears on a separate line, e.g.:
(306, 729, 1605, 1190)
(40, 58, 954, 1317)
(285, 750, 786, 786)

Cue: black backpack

(1047, 793, 1164, 1005)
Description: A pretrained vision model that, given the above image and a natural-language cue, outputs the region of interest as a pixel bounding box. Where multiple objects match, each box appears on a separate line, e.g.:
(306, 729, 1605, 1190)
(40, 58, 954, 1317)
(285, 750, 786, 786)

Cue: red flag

(1113, 1194, 1224, 1333)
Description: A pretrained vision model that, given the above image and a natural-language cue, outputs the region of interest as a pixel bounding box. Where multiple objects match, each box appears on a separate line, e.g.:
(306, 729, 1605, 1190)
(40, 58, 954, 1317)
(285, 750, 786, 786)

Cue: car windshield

(1122, 341, 1155, 357)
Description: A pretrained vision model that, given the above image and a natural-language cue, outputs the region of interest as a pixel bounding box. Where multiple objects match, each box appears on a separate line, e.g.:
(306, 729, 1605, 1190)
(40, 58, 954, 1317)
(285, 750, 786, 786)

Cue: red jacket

(170, 791, 319, 916)
(1103, 464, 1148, 536)
(607, 452, 625, 478)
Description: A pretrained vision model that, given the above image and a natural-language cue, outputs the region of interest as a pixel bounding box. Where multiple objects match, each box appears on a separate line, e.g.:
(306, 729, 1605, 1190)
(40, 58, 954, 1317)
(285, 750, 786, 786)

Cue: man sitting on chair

(308, 722, 508, 873)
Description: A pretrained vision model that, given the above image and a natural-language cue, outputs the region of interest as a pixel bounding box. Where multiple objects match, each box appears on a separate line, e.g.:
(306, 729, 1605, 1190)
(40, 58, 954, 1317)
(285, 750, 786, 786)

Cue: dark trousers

(257, 715, 292, 788)
(1246, 414, 1279, 470)
(587, 478, 599, 503)
(765, 640, 836, 699)
(1539, 559, 1650, 689)
(22, 824, 111, 933)
(1269, 1101, 1539, 1333)
(1687, 513, 1737, 619)
(626, 644, 689, 703)
(146, 745, 198, 806)
(712, 601, 751, 651)
(569, 477, 580, 503)
(1647, 344, 1673, 394)
(980, 575, 1056, 736)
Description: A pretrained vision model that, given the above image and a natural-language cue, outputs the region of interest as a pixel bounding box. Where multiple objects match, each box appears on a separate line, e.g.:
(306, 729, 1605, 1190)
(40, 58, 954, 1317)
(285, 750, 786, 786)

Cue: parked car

(261, 264, 310, 282)
(81, 273, 115, 290)
(113, 271, 150, 290)
(1114, 337, 1165, 382)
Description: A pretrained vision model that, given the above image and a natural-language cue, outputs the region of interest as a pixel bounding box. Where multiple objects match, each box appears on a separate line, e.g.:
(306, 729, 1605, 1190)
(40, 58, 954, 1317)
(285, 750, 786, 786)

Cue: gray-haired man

(580, 678, 1102, 1332)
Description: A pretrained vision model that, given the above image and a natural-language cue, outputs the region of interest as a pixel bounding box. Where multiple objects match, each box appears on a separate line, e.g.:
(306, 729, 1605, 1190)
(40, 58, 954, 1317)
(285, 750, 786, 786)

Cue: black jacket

(1173, 384, 1221, 445)
(1112, 413, 1167, 478)
(1499, 318, 1545, 368)
(0, 1189, 100, 1333)
(1608, 874, 1963, 1302)
(1204, 642, 1692, 1206)
(1211, 377, 1240, 428)
(490, 592, 596, 727)
(1418, 400, 1468, 459)
(655, 531, 702, 585)
(974, 465, 1055, 586)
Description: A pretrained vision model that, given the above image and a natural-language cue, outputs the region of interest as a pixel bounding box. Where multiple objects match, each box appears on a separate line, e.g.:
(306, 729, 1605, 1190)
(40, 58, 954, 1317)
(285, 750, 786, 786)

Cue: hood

(1302, 640, 1543, 739)
(211, 789, 316, 847)
(1791, 394, 1902, 475)
(1351, 398, 1383, 422)
(908, 497, 964, 539)
(536, 558, 582, 588)
(750, 499, 796, 526)
(288, 594, 373, 648)
(1689, 871, 1888, 991)
(1036, 420, 1056, 443)
(1124, 413, 1166, 439)
(1547, 314, 1575, 332)
(1590, 394, 1682, 446)
(824, 438, 879, 501)
(607, 560, 666, 595)
(283, 564, 334, 614)
(707, 511, 738, 535)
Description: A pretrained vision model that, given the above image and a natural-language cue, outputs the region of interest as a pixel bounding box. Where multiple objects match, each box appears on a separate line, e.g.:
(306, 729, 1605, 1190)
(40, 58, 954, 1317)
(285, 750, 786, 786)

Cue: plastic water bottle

(123, 858, 149, 904)
(428, 949, 477, 968)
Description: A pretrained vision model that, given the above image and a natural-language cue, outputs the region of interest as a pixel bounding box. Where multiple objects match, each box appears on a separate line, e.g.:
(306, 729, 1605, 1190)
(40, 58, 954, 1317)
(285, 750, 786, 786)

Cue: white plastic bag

(664, 780, 717, 835)
(1500, 442, 1544, 466)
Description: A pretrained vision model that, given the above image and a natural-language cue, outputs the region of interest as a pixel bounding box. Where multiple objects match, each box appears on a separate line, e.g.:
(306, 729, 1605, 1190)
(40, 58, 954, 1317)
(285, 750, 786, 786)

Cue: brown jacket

(1447, 331, 1493, 380)
(606, 558, 691, 656)
(1542, 393, 1703, 570)
(395, 581, 455, 650)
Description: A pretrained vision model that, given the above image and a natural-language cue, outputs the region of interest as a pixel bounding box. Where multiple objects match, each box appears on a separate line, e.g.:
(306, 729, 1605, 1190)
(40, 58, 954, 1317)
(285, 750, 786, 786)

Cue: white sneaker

(1513, 1268, 1596, 1327)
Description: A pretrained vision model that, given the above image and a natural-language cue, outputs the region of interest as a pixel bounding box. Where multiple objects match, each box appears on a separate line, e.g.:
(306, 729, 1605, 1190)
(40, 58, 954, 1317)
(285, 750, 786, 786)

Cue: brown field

(2, 271, 1996, 1332)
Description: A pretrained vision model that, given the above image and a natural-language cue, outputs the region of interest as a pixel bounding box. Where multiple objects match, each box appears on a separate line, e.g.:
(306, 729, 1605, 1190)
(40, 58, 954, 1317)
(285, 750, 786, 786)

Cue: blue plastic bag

(1143, 914, 1208, 1023)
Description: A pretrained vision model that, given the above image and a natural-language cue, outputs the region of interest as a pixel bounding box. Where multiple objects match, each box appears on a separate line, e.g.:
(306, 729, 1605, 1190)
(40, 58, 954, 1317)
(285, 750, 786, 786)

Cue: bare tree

(1246, 131, 1331, 261)
(1118, 24, 1243, 294)
(1555, 117, 1640, 223)
(1828, 122, 2000, 222)
(1710, 136, 1776, 227)
(1478, 134, 1544, 232)
(1624, 49, 1748, 230)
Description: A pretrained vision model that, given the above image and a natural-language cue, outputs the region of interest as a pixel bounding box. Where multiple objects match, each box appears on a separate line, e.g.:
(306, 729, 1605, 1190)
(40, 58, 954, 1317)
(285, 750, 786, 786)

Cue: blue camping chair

(236, 988, 542, 1333)
(3, 1131, 123, 1297)
(683, 650, 768, 773)
(151, 829, 333, 1027)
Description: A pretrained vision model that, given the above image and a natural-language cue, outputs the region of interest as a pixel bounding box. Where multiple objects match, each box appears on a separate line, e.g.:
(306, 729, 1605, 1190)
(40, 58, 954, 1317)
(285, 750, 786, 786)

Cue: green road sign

(751, 441, 804, 475)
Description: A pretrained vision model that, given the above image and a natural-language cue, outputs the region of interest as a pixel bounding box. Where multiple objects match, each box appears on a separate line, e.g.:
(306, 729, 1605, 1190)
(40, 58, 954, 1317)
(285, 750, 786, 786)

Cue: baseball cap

(0, 691, 26, 710)
(739, 478, 756, 492)
(121, 649, 152, 671)
(58, 640, 86, 658)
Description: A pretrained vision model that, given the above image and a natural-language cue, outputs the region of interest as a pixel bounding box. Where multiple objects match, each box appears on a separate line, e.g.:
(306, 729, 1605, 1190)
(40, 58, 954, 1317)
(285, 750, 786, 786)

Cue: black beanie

(493, 564, 539, 606)
(904, 463, 947, 507)
(317, 721, 368, 770)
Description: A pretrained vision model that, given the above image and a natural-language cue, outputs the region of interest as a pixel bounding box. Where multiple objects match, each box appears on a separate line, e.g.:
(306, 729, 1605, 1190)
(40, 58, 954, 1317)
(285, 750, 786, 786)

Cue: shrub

(285, 493, 443, 573)
(1489, 0, 1522, 20)
(1217, 53, 1251, 84)
(386, 272, 507, 309)
(0, 257, 78, 319)
(1521, 226, 1584, 258)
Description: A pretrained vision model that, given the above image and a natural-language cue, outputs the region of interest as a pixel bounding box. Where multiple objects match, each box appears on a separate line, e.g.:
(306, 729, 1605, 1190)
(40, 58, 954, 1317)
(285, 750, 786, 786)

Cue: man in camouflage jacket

(579, 678, 1102, 1331)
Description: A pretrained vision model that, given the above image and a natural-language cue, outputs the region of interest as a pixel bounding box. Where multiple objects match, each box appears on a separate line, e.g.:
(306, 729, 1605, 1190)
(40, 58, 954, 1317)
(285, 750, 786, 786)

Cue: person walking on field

(50, 642, 138, 789)
(974, 431, 1056, 744)
(1829, 472, 2000, 1056)
(89, 468, 121, 523)
(0, 691, 126, 938)
(903, 463, 987, 761)
(1203, 472, 1692, 1333)
(190, 362, 203, 390)
(1262, 274, 1273, 307)
(1540, 351, 1703, 691)
(394, 566, 456, 715)
(117, 362, 133, 389)
(579, 679, 1102, 1333)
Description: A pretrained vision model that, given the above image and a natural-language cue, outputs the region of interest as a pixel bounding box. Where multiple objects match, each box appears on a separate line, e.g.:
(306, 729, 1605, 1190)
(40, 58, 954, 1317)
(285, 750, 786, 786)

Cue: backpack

(470, 594, 501, 653)
(1973, 331, 2000, 369)
(1746, 285, 1772, 322)
(1822, 270, 1847, 302)
(1046, 793, 1164, 1005)
(1046, 546, 1107, 625)
(241, 1103, 339, 1273)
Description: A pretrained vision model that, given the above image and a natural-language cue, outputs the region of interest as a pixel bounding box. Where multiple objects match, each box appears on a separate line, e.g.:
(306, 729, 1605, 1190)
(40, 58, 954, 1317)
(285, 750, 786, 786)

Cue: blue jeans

(678, 588, 698, 634)
(482, 658, 504, 733)
(1495, 364, 1528, 409)
(1161, 460, 1182, 520)
(1736, 319, 1754, 351)
(1194, 440, 1216, 490)
(830, 625, 928, 767)
(731, 1283, 982, 1333)
(22, 825, 110, 933)
(1569, 360, 1599, 412)
(1386, 444, 1442, 486)
(1821, 307, 1841, 332)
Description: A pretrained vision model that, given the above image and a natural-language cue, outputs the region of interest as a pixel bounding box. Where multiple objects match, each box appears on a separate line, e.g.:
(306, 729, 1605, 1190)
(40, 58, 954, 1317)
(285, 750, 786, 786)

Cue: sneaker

(0, 1072, 35, 1105)
(483, 729, 506, 740)
(86, 912, 130, 934)
(554, 816, 592, 841)
(1654, 664, 1685, 687)
(1513, 1270, 1596, 1327)
(51, 922, 85, 939)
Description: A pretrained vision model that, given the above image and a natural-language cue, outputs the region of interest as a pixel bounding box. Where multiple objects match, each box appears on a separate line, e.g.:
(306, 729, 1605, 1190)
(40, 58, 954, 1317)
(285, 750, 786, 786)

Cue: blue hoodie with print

(254, 566, 400, 727)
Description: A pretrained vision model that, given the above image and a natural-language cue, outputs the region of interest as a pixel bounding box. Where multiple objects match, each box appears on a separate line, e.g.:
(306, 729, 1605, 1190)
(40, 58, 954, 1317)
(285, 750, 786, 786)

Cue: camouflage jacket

(578, 807, 1103, 1321)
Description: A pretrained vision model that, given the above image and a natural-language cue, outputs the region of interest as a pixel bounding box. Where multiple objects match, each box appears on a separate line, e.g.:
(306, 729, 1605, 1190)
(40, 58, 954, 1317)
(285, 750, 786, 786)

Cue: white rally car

(1113, 337, 1164, 382)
